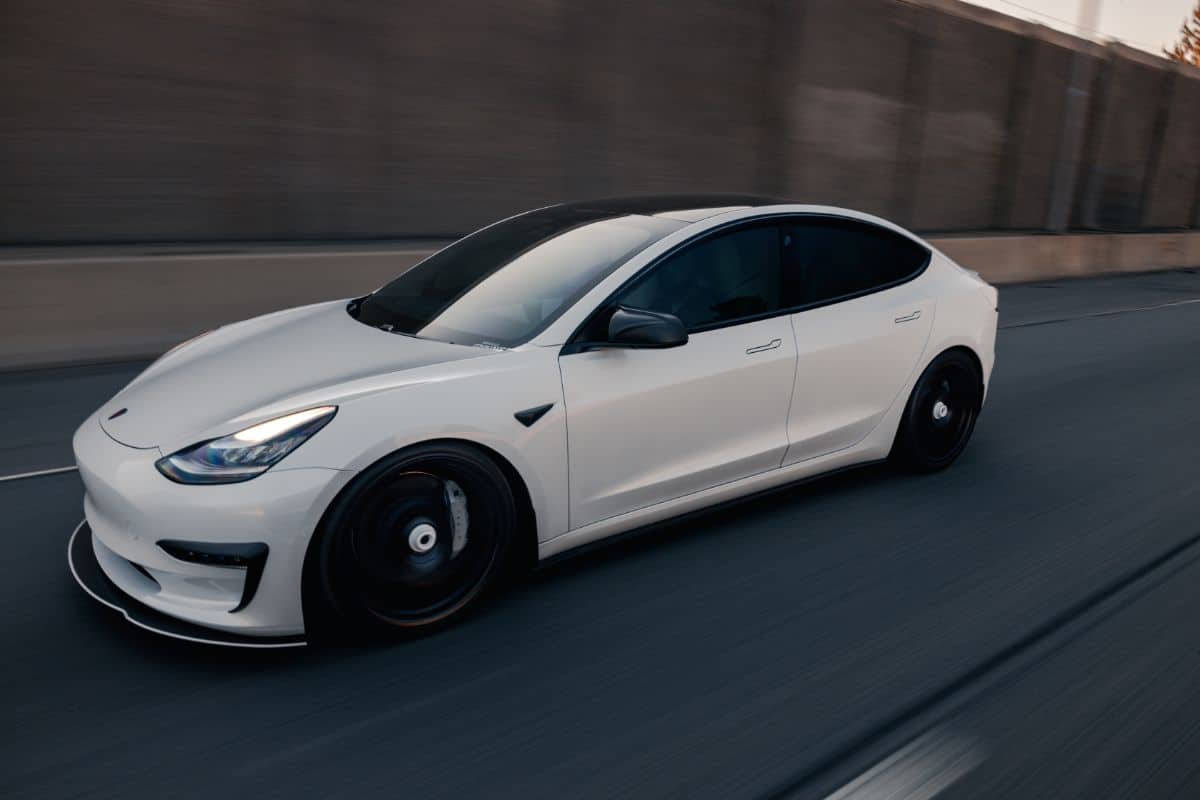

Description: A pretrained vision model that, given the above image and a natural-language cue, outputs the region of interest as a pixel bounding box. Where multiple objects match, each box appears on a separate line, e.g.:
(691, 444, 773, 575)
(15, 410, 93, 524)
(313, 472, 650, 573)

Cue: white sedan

(70, 195, 998, 646)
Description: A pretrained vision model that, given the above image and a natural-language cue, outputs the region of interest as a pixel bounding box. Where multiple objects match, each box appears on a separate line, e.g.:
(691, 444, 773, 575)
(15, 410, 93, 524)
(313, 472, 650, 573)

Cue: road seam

(758, 530, 1200, 799)
(1000, 296, 1200, 329)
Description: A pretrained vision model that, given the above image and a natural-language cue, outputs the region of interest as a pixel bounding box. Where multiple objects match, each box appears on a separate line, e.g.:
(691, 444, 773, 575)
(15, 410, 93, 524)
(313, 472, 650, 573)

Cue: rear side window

(780, 217, 929, 308)
(615, 223, 782, 331)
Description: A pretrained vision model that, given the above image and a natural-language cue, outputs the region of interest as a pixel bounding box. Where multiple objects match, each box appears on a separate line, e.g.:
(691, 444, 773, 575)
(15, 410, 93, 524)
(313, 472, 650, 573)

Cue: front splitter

(68, 521, 306, 649)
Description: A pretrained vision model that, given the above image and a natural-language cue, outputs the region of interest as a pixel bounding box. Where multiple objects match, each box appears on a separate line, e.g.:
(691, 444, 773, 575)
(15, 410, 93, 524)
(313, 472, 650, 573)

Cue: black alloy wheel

(892, 350, 983, 472)
(307, 442, 517, 638)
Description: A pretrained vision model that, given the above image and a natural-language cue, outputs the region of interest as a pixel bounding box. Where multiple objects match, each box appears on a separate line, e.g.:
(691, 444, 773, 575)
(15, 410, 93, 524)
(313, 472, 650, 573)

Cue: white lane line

(824, 728, 985, 800)
(0, 465, 78, 483)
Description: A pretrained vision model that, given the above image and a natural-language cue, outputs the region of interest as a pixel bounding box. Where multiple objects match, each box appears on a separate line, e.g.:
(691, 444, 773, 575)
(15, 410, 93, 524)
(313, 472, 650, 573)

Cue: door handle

(745, 338, 782, 354)
(894, 310, 922, 324)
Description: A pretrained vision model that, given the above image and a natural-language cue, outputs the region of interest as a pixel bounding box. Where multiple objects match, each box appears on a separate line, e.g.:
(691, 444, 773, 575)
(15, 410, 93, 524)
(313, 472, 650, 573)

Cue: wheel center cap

(408, 523, 438, 554)
(932, 400, 950, 421)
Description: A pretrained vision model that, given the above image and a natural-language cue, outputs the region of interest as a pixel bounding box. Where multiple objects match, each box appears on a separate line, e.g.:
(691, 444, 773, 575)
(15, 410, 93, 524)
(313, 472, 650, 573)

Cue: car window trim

(560, 212, 931, 355)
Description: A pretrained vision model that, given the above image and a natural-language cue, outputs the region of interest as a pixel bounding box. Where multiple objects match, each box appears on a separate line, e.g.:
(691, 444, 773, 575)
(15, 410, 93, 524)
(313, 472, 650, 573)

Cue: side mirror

(606, 306, 688, 349)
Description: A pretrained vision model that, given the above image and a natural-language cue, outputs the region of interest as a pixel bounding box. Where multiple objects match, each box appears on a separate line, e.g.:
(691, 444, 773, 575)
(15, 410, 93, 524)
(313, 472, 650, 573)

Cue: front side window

(614, 223, 783, 331)
(780, 217, 929, 308)
(353, 208, 684, 347)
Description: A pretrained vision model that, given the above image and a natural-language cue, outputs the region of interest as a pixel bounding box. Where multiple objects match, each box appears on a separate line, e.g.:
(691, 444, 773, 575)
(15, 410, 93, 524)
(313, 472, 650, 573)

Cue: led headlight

(155, 406, 337, 484)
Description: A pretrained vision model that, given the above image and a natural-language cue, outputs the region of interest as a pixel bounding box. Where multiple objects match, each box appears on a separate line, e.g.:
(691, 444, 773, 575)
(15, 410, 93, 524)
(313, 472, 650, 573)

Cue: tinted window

(614, 224, 782, 330)
(353, 208, 684, 346)
(780, 217, 928, 307)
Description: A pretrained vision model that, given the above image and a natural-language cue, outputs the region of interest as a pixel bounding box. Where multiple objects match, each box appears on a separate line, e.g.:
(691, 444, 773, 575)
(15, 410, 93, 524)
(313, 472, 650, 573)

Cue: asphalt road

(3, 269, 1200, 799)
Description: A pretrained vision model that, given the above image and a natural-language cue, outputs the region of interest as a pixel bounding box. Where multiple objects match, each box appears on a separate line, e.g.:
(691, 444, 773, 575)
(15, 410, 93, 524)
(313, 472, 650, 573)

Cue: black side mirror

(606, 306, 688, 349)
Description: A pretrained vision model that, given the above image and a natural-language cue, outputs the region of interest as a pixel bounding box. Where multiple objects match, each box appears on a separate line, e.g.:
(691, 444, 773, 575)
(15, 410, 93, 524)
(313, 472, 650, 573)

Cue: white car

(70, 195, 998, 647)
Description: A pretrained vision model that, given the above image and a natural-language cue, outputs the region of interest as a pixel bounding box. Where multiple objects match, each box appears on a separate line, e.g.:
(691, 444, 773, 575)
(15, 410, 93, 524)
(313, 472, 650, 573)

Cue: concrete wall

(784, 0, 919, 221)
(999, 33, 1077, 230)
(910, 3, 1020, 231)
(1142, 63, 1200, 229)
(1075, 45, 1171, 230)
(2, 0, 1199, 244)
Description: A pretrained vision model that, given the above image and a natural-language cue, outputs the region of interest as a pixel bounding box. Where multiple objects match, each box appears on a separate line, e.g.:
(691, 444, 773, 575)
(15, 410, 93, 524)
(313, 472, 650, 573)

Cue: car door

(779, 216, 935, 465)
(558, 222, 797, 530)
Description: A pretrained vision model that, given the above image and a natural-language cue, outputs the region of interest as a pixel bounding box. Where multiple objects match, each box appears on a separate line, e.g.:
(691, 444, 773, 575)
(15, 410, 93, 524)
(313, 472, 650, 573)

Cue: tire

(305, 442, 517, 639)
(891, 349, 982, 473)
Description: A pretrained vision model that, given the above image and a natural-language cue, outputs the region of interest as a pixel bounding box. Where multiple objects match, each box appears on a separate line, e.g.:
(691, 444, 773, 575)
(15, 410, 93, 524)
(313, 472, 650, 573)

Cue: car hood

(98, 300, 486, 450)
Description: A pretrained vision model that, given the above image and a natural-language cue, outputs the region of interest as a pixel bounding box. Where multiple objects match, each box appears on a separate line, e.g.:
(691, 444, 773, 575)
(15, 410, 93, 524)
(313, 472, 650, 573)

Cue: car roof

(544, 191, 787, 221)
(528, 197, 918, 243)
(558, 194, 787, 220)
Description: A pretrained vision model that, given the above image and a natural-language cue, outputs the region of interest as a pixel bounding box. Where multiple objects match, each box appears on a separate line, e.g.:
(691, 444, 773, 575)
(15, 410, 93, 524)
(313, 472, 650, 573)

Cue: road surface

(2, 269, 1200, 799)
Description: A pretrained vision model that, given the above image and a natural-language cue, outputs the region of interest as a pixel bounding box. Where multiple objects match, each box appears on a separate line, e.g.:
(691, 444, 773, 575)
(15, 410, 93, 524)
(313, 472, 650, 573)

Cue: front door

(559, 221, 797, 529)
(560, 318, 796, 529)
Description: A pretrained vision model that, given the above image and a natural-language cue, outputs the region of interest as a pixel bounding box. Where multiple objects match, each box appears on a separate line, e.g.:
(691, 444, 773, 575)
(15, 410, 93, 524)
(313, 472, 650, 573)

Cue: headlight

(155, 406, 337, 484)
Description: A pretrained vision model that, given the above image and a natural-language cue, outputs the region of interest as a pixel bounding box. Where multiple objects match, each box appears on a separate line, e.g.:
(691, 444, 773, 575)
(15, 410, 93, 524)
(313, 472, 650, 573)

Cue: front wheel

(891, 350, 982, 472)
(306, 442, 517, 639)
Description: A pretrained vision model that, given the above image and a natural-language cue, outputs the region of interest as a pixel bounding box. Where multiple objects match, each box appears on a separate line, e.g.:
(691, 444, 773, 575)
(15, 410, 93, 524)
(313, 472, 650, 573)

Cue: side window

(780, 218, 929, 308)
(615, 224, 782, 331)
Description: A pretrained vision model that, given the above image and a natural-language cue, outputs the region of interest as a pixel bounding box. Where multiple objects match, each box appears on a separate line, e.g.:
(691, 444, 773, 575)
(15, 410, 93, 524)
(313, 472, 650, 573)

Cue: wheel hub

(337, 461, 506, 627)
(932, 400, 950, 422)
(407, 522, 438, 554)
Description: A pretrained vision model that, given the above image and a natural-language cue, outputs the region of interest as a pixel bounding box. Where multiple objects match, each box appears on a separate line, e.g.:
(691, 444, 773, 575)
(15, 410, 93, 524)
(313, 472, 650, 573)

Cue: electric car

(70, 195, 998, 646)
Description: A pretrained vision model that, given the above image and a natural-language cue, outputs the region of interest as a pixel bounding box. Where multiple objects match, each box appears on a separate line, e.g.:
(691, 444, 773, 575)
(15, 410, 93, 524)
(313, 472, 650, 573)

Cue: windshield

(352, 207, 685, 347)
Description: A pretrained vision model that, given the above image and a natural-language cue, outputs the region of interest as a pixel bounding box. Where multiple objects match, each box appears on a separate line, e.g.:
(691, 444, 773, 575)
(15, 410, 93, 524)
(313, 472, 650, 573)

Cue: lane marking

(0, 465, 78, 483)
(824, 728, 985, 800)
(1001, 296, 1200, 329)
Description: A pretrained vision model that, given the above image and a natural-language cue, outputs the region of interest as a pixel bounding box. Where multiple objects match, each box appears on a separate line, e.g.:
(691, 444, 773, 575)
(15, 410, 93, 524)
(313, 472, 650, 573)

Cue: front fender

(278, 348, 569, 544)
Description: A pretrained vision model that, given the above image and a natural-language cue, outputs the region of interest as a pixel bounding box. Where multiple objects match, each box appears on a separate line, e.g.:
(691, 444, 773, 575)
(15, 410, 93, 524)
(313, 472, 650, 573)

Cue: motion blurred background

(2, 0, 1199, 368)
(3, 0, 1198, 242)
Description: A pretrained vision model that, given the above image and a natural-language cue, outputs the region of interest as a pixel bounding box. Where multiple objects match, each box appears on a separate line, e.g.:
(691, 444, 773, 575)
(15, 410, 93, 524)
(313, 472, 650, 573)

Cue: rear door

(779, 216, 934, 465)
(559, 222, 797, 529)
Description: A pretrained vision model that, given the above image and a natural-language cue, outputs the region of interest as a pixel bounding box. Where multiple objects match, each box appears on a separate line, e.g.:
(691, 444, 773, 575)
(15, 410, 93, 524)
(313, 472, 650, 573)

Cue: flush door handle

(745, 338, 782, 354)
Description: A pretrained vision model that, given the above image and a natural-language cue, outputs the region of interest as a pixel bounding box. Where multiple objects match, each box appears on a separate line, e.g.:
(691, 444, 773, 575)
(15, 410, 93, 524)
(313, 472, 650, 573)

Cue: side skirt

(536, 454, 889, 565)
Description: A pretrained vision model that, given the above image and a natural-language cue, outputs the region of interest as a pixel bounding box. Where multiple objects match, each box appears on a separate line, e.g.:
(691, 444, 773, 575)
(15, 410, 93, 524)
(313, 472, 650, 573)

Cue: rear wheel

(307, 442, 516, 638)
(891, 350, 982, 472)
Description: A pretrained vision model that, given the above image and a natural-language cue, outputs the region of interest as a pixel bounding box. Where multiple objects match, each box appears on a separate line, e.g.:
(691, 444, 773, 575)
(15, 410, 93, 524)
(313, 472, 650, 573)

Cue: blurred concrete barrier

(2, 232, 1198, 370)
(2, 0, 1198, 244)
(933, 231, 1200, 283)
(0, 245, 442, 369)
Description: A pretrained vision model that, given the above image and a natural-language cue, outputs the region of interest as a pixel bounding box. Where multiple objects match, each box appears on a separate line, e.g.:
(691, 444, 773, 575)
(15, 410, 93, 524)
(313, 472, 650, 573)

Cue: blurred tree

(1165, 2, 1200, 66)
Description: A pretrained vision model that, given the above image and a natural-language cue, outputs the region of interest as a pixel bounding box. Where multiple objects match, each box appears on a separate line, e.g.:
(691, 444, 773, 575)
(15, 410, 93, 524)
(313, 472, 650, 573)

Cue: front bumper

(72, 412, 350, 641)
(68, 522, 305, 648)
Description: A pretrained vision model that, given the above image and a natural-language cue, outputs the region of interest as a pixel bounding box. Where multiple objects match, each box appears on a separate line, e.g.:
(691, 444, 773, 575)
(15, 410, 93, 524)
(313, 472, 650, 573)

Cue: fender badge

(514, 403, 553, 428)
(107, 408, 128, 420)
